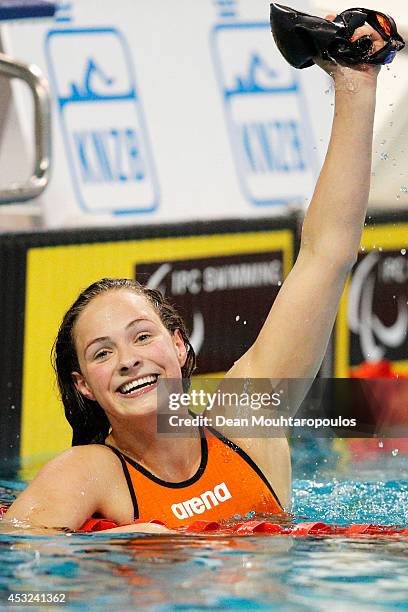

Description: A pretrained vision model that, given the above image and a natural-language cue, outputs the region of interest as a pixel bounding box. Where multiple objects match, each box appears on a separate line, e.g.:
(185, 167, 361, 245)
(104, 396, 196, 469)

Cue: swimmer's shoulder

(26, 443, 126, 502)
(65, 444, 134, 523)
(46, 443, 130, 495)
(6, 444, 133, 529)
(37, 443, 123, 476)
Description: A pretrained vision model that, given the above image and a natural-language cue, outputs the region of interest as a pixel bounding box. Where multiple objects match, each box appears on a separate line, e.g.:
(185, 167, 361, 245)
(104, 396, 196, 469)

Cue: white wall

(0, 0, 333, 228)
(0, 0, 406, 228)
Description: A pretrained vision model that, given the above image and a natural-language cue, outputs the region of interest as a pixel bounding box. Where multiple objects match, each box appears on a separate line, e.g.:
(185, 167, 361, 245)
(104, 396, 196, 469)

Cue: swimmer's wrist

(329, 73, 379, 102)
(330, 66, 380, 90)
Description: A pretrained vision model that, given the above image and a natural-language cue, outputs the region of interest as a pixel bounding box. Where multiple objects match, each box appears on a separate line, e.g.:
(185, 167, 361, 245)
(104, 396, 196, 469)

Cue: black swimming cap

(270, 4, 405, 68)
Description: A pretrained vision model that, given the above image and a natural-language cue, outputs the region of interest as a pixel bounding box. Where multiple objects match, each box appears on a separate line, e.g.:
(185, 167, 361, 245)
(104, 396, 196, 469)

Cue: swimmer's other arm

(3, 446, 173, 534)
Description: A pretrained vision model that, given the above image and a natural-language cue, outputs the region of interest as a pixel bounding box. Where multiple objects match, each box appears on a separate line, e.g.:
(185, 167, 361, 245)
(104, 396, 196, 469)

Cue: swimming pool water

(1, 449, 408, 611)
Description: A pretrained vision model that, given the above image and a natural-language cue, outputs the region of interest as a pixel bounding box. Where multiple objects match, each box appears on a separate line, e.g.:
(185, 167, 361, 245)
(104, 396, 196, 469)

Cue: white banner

(1, 0, 332, 227)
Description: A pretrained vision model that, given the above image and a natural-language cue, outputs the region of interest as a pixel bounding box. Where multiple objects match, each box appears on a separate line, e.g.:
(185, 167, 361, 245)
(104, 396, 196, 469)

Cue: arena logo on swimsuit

(171, 482, 232, 519)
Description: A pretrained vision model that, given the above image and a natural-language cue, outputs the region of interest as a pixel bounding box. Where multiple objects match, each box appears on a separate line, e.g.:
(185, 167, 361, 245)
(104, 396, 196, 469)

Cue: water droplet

(378, 441, 384, 448)
(380, 152, 389, 161)
(243, 320, 247, 325)
(392, 449, 399, 456)
(221, 448, 233, 463)
(235, 315, 240, 322)
(401, 249, 406, 255)
(400, 186, 408, 193)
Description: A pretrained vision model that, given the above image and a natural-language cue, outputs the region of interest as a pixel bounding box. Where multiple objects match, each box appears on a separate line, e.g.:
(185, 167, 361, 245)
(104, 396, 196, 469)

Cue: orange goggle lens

(376, 14, 392, 37)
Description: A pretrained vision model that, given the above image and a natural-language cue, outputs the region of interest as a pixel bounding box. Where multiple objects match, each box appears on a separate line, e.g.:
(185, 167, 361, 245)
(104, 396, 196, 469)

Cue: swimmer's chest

(117, 429, 282, 528)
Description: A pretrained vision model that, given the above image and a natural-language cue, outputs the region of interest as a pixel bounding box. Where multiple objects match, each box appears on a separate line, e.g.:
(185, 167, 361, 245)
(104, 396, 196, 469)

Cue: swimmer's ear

(71, 371, 96, 401)
(173, 329, 188, 368)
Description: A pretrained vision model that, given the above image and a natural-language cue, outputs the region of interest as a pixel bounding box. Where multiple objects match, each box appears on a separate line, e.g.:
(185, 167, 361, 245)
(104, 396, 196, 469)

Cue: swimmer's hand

(315, 15, 384, 83)
(0, 519, 71, 536)
(101, 522, 177, 535)
(1, 515, 176, 535)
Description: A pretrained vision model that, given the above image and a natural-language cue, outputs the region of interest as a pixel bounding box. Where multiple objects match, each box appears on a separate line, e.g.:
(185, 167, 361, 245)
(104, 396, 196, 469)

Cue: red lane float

(1, 506, 407, 537)
(77, 517, 408, 537)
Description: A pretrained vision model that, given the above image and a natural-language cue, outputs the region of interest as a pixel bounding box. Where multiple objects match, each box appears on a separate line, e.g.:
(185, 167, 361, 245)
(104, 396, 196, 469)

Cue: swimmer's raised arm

(225, 21, 383, 384)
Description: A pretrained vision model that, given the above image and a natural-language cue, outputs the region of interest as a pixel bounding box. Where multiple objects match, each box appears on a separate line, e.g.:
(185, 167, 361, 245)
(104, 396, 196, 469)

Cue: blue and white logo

(211, 22, 317, 207)
(45, 28, 159, 215)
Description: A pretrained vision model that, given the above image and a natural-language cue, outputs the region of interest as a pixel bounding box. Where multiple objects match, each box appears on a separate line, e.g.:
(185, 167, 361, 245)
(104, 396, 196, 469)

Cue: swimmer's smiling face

(71, 289, 187, 420)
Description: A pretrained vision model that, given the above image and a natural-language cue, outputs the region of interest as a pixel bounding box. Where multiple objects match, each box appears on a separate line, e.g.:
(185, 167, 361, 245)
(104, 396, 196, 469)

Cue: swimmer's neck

(105, 425, 202, 483)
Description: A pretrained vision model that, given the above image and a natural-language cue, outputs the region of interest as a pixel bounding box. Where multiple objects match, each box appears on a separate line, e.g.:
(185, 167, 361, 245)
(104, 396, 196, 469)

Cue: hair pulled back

(52, 278, 196, 446)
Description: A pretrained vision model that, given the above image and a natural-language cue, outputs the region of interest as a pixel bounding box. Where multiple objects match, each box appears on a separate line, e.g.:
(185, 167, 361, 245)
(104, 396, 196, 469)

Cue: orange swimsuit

(108, 426, 283, 528)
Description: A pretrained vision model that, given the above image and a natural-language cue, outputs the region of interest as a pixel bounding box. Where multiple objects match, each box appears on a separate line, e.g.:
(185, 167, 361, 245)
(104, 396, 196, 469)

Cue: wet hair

(52, 278, 196, 446)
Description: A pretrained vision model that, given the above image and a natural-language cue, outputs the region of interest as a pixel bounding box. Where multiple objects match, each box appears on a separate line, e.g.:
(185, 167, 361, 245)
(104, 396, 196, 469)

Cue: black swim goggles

(270, 4, 405, 69)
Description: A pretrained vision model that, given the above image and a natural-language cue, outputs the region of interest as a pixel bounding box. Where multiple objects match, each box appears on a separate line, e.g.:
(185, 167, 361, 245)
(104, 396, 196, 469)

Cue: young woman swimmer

(5, 18, 385, 534)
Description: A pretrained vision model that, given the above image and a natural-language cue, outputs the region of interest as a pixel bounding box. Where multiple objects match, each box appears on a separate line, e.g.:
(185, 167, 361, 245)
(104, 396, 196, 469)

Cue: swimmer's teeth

(119, 375, 157, 394)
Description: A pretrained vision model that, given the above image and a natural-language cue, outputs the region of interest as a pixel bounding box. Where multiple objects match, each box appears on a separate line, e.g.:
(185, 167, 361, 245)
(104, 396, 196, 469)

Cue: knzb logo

(211, 22, 317, 207)
(45, 28, 159, 214)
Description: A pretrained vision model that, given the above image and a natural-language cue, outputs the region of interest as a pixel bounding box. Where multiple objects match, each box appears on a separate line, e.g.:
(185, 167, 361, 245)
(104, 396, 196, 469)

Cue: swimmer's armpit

(0, 516, 176, 536)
